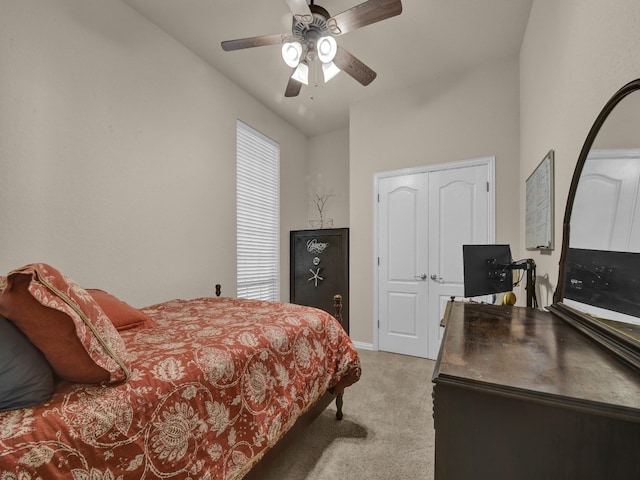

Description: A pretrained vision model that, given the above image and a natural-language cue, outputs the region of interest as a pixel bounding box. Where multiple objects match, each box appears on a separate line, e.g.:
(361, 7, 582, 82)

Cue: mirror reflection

(562, 88, 640, 342)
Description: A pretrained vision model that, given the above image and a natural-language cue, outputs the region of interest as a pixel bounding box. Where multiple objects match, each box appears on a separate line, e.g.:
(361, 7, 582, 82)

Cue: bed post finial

(332, 293, 345, 420)
(215, 284, 221, 297)
(333, 294, 343, 327)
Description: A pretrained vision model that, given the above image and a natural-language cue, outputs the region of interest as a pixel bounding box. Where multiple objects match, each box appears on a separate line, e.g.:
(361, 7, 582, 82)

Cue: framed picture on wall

(526, 150, 554, 250)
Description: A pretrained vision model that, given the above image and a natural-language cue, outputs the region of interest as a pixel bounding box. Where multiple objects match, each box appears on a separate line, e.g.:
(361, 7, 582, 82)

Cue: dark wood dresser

(432, 301, 640, 480)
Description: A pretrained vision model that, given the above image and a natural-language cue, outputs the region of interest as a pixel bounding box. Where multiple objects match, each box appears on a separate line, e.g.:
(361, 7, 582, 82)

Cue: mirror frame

(549, 78, 640, 372)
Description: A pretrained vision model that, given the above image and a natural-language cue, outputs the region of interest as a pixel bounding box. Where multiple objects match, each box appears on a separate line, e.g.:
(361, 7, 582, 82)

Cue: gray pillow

(0, 315, 54, 411)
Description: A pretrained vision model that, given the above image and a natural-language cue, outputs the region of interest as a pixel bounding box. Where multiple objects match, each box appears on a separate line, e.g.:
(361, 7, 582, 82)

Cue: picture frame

(525, 150, 554, 250)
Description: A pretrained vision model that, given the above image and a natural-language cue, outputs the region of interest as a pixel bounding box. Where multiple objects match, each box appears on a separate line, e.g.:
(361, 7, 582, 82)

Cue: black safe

(290, 228, 349, 333)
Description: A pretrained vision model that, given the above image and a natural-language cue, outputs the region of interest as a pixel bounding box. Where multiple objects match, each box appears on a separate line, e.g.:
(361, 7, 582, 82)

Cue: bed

(0, 263, 361, 479)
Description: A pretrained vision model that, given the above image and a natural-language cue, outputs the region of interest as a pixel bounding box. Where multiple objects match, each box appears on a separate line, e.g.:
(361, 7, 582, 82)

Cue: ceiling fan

(221, 0, 403, 97)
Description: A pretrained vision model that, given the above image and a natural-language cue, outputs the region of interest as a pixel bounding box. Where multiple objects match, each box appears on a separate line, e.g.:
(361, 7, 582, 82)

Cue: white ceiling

(122, 0, 533, 137)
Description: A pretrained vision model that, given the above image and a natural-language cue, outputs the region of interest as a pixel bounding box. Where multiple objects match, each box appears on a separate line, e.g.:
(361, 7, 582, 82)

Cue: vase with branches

(309, 189, 335, 229)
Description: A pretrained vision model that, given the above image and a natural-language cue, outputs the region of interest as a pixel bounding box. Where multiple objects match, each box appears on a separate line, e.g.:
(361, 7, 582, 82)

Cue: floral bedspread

(0, 297, 361, 480)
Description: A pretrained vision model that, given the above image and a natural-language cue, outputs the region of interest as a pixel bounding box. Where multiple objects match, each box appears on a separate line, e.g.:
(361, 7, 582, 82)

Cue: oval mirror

(550, 78, 640, 370)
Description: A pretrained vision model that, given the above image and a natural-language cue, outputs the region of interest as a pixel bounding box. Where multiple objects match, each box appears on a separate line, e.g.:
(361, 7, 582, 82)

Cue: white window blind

(236, 120, 280, 301)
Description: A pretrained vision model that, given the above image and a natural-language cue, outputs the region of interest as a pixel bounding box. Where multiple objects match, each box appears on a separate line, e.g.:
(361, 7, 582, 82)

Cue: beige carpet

(260, 349, 436, 479)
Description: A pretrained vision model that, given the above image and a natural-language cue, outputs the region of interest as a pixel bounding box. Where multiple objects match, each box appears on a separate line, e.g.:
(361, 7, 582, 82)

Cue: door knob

(415, 273, 427, 280)
(430, 274, 444, 283)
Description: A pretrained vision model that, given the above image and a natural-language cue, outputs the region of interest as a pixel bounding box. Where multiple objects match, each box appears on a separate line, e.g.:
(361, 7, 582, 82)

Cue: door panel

(437, 179, 476, 281)
(388, 292, 418, 336)
(388, 188, 418, 279)
(378, 174, 429, 358)
(428, 164, 490, 357)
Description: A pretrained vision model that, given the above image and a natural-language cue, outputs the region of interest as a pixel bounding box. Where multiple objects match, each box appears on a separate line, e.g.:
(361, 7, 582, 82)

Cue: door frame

(373, 156, 496, 351)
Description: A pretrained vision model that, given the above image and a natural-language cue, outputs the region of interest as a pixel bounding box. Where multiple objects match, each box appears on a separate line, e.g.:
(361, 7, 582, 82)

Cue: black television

(463, 244, 514, 298)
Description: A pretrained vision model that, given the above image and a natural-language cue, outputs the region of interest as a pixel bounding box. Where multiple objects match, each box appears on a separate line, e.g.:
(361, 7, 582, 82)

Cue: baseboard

(353, 341, 374, 351)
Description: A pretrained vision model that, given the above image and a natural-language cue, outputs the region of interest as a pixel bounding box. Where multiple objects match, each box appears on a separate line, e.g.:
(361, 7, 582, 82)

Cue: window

(236, 120, 280, 301)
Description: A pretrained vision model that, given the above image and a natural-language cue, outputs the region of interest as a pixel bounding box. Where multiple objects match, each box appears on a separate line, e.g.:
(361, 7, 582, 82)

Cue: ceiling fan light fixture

(222, 0, 404, 97)
(322, 61, 340, 82)
(282, 41, 303, 68)
(317, 35, 337, 63)
(291, 62, 309, 85)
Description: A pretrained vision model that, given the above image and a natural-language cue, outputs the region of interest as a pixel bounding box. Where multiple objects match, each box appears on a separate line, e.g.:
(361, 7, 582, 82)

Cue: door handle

(415, 273, 427, 281)
(430, 274, 444, 283)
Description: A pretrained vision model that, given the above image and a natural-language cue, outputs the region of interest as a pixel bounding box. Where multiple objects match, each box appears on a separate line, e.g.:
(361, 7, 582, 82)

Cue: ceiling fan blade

(284, 76, 303, 97)
(328, 0, 402, 35)
(333, 46, 377, 86)
(221, 34, 288, 51)
(284, 0, 313, 23)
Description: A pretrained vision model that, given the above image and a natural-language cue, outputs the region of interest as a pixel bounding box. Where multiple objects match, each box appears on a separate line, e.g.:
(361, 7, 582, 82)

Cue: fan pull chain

(310, 60, 319, 100)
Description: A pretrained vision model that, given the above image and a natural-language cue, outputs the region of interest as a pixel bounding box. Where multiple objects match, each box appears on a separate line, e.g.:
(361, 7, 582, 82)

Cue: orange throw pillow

(0, 264, 130, 384)
(88, 289, 157, 331)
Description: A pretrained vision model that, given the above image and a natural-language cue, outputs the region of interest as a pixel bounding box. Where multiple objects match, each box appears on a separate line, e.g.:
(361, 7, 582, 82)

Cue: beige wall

(5, 0, 640, 348)
(349, 57, 521, 345)
(0, 0, 308, 307)
(520, 0, 640, 306)
(306, 128, 350, 229)
(348, 0, 640, 347)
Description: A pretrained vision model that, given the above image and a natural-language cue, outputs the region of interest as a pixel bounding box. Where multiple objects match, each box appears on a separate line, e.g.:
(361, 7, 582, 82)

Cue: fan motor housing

(292, 4, 331, 44)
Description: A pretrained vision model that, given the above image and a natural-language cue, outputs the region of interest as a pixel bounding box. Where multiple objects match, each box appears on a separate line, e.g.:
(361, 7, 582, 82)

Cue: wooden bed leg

(335, 393, 344, 420)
